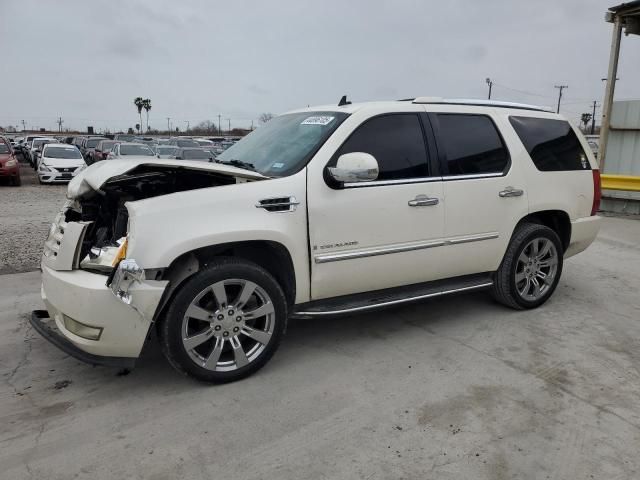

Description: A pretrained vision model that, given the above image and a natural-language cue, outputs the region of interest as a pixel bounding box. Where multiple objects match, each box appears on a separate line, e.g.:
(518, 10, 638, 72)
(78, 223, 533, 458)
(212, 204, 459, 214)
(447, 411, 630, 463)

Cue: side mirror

(327, 152, 379, 184)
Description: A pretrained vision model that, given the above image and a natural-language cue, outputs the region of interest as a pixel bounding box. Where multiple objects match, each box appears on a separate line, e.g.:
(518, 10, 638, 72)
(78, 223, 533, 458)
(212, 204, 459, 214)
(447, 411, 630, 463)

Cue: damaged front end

(69, 164, 240, 278)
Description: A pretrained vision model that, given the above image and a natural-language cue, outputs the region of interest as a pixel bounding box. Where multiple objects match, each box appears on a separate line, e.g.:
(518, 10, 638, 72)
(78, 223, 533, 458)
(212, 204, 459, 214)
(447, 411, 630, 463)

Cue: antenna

(338, 95, 351, 107)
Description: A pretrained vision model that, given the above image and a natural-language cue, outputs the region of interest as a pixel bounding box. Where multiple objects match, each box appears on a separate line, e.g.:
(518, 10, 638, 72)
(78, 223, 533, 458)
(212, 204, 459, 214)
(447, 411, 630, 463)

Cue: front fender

(125, 172, 310, 303)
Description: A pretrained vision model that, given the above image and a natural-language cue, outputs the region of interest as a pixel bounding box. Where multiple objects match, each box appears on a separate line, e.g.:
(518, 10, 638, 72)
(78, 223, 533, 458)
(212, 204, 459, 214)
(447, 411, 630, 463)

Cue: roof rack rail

(411, 97, 554, 113)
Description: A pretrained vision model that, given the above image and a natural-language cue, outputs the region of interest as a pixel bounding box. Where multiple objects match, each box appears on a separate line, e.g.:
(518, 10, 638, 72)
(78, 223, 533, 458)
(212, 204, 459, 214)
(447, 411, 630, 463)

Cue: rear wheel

(492, 223, 563, 310)
(159, 258, 287, 383)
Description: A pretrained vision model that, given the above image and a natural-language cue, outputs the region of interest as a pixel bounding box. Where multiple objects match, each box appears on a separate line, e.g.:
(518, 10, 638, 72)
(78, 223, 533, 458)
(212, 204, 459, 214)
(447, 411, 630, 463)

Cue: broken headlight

(80, 237, 128, 272)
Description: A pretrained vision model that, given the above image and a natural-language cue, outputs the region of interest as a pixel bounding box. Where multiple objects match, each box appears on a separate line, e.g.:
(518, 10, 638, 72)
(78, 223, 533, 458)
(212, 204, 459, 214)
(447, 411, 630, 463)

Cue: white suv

(32, 98, 601, 383)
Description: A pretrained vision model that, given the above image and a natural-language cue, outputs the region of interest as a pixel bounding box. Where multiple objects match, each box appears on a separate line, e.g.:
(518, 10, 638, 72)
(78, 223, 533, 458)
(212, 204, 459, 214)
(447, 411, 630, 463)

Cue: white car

(37, 144, 86, 184)
(107, 142, 156, 159)
(32, 97, 601, 383)
(28, 137, 58, 168)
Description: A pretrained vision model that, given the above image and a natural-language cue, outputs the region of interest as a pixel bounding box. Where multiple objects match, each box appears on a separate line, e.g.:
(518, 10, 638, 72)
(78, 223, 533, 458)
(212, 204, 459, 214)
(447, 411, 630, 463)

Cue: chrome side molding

(314, 232, 499, 264)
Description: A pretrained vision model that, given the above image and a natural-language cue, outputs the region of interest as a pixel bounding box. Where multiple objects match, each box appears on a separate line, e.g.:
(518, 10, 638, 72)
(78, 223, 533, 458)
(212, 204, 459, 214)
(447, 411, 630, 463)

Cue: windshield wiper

(217, 159, 258, 172)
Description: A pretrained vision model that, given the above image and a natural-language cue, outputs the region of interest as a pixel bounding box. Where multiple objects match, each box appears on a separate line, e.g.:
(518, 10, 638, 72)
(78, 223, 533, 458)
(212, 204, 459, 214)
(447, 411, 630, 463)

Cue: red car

(0, 138, 20, 186)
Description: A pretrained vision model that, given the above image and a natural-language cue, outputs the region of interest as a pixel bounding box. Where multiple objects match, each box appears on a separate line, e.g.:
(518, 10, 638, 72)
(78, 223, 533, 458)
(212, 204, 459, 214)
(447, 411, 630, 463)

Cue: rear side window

(509, 116, 590, 171)
(435, 114, 509, 176)
(336, 114, 429, 180)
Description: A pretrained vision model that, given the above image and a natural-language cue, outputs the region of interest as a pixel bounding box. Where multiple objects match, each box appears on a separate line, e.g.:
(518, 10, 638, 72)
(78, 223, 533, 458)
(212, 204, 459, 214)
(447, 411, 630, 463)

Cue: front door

(307, 111, 445, 300)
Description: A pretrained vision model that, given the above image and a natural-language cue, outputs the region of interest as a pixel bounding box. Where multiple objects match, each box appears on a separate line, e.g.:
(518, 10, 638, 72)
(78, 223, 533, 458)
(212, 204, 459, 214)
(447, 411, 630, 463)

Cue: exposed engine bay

(65, 165, 239, 263)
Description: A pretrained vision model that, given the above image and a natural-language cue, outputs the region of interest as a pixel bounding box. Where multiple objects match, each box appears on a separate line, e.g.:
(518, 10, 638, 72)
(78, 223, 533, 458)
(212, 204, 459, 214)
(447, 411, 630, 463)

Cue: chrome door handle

(499, 187, 524, 198)
(408, 195, 439, 207)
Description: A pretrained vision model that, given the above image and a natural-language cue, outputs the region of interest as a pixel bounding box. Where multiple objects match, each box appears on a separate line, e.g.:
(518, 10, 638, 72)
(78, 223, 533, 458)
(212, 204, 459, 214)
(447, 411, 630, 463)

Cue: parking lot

(1, 166, 639, 479)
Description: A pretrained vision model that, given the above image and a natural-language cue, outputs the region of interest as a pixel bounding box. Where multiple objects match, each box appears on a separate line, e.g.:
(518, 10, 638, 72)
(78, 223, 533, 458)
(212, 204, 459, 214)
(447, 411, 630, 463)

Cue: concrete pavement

(1, 216, 639, 479)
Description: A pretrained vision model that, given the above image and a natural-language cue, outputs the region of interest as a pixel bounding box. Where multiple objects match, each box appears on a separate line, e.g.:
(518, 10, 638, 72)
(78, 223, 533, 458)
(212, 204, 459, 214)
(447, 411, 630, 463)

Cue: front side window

(509, 116, 590, 171)
(218, 111, 348, 177)
(435, 114, 509, 176)
(0, 144, 10, 154)
(335, 114, 429, 181)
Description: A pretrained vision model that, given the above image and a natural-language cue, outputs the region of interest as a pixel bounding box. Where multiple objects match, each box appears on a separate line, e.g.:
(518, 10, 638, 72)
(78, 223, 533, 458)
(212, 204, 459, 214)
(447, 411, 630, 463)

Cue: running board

(292, 273, 494, 318)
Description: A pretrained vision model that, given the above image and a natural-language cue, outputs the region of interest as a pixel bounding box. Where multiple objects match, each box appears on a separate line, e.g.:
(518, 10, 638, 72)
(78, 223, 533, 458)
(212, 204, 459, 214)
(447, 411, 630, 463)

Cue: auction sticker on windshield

(301, 116, 335, 126)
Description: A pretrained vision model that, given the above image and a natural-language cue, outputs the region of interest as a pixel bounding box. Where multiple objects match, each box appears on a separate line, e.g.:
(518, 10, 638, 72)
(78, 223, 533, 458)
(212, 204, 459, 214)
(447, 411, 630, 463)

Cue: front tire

(159, 258, 287, 383)
(492, 223, 563, 310)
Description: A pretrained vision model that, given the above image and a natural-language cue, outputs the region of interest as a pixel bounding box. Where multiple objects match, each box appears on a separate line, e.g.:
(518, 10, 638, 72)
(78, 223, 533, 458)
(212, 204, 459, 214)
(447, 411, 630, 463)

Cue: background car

(107, 142, 156, 159)
(81, 136, 107, 162)
(155, 145, 178, 158)
(0, 138, 20, 186)
(90, 139, 117, 164)
(169, 147, 214, 161)
(28, 137, 58, 168)
(37, 144, 85, 184)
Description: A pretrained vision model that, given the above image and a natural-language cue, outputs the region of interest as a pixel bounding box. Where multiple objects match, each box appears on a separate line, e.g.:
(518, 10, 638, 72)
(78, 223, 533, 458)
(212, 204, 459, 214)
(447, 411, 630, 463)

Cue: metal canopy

(599, 2, 640, 170)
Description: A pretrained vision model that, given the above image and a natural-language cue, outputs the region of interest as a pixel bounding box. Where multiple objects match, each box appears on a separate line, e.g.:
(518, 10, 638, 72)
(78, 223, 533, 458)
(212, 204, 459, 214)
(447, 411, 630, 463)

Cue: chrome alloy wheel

(515, 237, 559, 301)
(181, 279, 275, 372)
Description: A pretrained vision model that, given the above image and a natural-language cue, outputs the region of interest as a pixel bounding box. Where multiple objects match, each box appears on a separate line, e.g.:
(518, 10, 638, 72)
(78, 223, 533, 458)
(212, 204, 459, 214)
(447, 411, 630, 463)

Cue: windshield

(157, 146, 177, 155)
(217, 111, 348, 176)
(44, 146, 83, 159)
(116, 135, 136, 142)
(176, 139, 200, 148)
(34, 139, 55, 149)
(0, 144, 10, 154)
(120, 144, 155, 156)
(181, 149, 211, 160)
(86, 138, 103, 148)
(98, 141, 115, 150)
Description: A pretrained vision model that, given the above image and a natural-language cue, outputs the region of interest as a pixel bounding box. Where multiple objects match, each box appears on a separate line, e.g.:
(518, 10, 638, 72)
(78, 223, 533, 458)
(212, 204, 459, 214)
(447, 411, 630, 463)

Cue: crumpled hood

(67, 158, 266, 198)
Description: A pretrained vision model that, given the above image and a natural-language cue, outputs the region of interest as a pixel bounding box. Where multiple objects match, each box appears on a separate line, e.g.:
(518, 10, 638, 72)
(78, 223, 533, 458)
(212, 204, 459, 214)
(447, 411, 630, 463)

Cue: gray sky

(1, 0, 639, 132)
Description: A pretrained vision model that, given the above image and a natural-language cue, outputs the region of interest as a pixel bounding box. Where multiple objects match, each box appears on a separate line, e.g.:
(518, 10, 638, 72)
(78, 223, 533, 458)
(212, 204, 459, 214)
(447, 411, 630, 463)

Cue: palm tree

(142, 99, 152, 132)
(134, 97, 144, 134)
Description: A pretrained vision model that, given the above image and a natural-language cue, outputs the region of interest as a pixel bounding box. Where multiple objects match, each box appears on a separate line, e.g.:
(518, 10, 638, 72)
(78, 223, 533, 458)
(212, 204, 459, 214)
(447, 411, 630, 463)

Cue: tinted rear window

(86, 138, 102, 148)
(509, 116, 590, 171)
(120, 145, 154, 156)
(0, 144, 10, 154)
(435, 114, 509, 176)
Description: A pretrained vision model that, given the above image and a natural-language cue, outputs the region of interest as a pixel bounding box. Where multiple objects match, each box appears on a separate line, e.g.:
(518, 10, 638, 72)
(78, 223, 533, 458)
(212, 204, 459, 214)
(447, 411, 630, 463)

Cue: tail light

(591, 169, 601, 215)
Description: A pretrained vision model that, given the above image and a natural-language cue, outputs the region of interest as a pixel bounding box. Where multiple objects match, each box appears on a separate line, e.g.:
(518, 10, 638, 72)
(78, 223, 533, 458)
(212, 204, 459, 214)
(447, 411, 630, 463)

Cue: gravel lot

(0, 164, 66, 274)
(1, 179, 639, 479)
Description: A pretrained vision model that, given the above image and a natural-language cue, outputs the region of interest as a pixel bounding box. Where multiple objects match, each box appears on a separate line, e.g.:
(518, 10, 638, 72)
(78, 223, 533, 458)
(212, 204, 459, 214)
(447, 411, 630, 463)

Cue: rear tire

(159, 257, 287, 383)
(492, 223, 563, 310)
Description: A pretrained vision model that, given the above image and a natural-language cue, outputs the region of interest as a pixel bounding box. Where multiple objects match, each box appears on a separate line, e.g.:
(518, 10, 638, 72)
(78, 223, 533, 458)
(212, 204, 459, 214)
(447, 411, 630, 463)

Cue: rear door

(427, 108, 529, 278)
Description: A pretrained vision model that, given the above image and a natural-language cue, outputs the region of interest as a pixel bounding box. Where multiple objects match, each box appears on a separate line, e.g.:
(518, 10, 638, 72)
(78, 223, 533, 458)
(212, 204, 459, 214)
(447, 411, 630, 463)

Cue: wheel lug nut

(236, 316, 242, 322)
(217, 314, 224, 320)
(214, 325, 221, 331)
(233, 327, 239, 333)
(228, 310, 234, 316)
(223, 331, 229, 337)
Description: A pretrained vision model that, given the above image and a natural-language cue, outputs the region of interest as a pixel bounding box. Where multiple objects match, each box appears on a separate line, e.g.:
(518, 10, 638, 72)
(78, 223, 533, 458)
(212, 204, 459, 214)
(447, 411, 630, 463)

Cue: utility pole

(21, 120, 26, 132)
(217, 114, 222, 135)
(166, 117, 171, 133)
(57, 116, 63, 132)
(486, 78, 493, 100)
(251, 120, 254, 131)
(590, 100, 599, 134)
(226, 118, 231, 133)
(554, 85, 568, 113)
